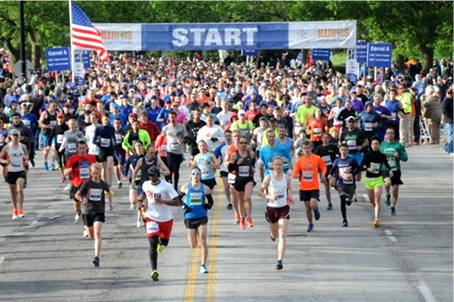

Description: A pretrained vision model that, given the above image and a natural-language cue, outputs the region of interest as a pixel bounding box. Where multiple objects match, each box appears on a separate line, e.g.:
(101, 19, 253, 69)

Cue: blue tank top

(196, 152, 215, 180)
(184, 183, 207, 219)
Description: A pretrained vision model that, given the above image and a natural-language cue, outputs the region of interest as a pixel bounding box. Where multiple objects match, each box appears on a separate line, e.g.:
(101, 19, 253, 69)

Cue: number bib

(391, 112, 397, 121)
(68, 143, 77, 153)
(161, 146, 167, 154)
(387, 157, 397, 171)
(88, 188, 102, 201)
(322, 155, 332, 166)
(101, 138, 110, 148)
(228, 173, 236, 184)
(238, 166, 249, 177)
(10, 158, 22, 169)
(200, 165, 210, 177)
(189, 193, 202, 205)
(370, 162, 380, 174)
(364, 122, 373, 132)
(313, 127, 322, 136)
(347, 140, 356, 150)
(49, 120, 57, 126)
(79, 160, 90, 179)
(115, 134, 122, 145)
(272, 188, 285, 199)
(57, 134, 64, 144)
(268, 161, 274, 171)
(146, 221, 159, 234)
(23, 120, 31, 128)
(170, 138, 179, 146)
(303, 171, 313, 182)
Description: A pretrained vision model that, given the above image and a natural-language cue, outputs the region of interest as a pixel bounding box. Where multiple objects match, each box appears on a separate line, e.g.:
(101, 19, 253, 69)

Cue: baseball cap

(10, 129, 20, 136)
(129, 113, 138, 119)
(121, 94, 128, 99)
(269, 117, 277, 123)
(148, 166, 160, 176)
(346, 116, 356, 122)
(238, 110, 246, 115)
(112, 103, 121, 109)
(57, 113, 65, 118)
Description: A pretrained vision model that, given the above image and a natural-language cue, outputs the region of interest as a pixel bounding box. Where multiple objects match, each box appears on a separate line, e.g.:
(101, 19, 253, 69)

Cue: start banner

(89, 21, 356, 51)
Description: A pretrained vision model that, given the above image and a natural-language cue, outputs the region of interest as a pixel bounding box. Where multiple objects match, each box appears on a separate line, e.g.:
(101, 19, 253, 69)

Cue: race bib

(364, 122, 373, 132)
(272, 188, 285, 199)
(135, 171, 142, 180)
(161, 145, 167, 153)
(303, 171, 313, 182)
(391, 112, 396, 121)
(189, 192, 202, 205)
(387, 157, 397, 171)
(340, 167, 353, 184)
(88, 188, 102, 201)
(68, 143, 77, 153)
(200, 165, 210, 177)
(23, 120, 31, 128)
(313, 127, 322, 136)
(170, 137, 179, 146)
(11, 158, 21, 169)
(57, 134, 64, 144)
(238, 165, 249, 177)
(228, 173, 236, 184)
(370, 162, 380, 174)
(79, 160, 90, 179)
(50, 120, 57, 126)
(347, 140, 356, 150)
(322, 155, 332, 166)
(268, 161, 274, 171)
(146, 221, 159, 234)
(101, 138, 110, 148)
(115, 134, 122, 144)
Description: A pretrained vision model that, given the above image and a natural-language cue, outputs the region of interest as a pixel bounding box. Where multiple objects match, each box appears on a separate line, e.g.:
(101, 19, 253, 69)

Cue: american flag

(71, 2, 109, 61)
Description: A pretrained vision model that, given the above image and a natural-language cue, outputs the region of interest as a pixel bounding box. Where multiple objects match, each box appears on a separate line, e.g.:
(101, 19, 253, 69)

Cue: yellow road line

(205, 180, 223, 302)
(184, 243, 200, 300)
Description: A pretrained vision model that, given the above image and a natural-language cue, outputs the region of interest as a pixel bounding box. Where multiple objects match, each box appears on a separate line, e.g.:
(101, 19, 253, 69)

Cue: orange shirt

(292, 153, 327, 191)
(307, 117, 328, 142)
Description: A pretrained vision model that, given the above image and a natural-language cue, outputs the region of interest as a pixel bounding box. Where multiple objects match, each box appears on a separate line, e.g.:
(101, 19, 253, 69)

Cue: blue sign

(356, 41, 368, 63)
(142, 23, 289, 51)
(82, 51, 90, 69)
(346, 73, 358, 83)
(312, 49, 331, 61)
(367, 43, 392, 68)
(296, 52, 302, 62)
(242, 49, 258, 56)
(45, 47, 71, 72)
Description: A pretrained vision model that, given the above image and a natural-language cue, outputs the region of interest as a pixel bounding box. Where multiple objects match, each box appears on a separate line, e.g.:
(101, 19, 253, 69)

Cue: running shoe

(83, 229, 89, 237)
(226, 203, 233, 210)
(270, 234, 276, 242)
(352, 195, 358, 202)
(18, 210, 25, 218)
(157, 244, 164, 254)
(247, 217, 254, 227)
(390, 207, 396, 216)
(240, 218, 246, 230)
(75, 213, 80, 224)
(136, 220, 144, 228)
(307, 224, 313, 232)
(326, 203, 333, 210)
(276, 260, 283, 270)
(131, 203, 137, 210)
(50, 163, 56, 171)
(200, 264, 209, 273)
(151, 270, 159, 281)
(314, 209, 320, 221)
(385, 195, 391, 207)
(346, 198, 352, 206)
(373, 219, 380, 228)
(234, 214, 240, 224)
(92, 257, 100, 267)
(60, 177, 67, 183)
(342, 220, 348, 227)
(117, 182, 122, 189)
(12, 210, 18, 220)
(63, 183, 71, 192)
(43, 162, 49, 171)
(30, 159, 35, 167)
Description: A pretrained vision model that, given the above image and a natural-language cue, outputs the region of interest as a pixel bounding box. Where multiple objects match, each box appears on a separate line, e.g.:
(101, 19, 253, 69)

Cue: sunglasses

(348, 120, 355, 123)
(239, 142, 248, 144)
(191, 172, 201, 176)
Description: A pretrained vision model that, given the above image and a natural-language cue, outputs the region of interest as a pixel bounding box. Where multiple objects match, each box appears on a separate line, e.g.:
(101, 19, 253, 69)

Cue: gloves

(210, 137, 218, 142)
(72, 160, 79, 170)
(203, 203, 212, 210)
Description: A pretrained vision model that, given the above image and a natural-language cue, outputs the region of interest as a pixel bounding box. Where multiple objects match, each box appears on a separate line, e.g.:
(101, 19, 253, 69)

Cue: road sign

(366, 43, 392, 68)
(356, 41, 368, 63)
(241, 49, 258, 56)
(346, 73, 358, 83)
(82, 51, 90, 69)
(73, 50, 85, 86)
(312, 49, 331, 61)
(45, 47, 71, 72)
(13, 60, 34, 79)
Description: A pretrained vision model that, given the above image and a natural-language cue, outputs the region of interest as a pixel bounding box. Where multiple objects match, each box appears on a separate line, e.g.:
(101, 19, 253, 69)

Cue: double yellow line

(184, 180, 223, 301)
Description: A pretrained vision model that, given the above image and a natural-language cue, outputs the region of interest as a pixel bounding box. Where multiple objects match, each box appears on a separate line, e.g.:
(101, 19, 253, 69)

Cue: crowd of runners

(0, 52, 452, 280)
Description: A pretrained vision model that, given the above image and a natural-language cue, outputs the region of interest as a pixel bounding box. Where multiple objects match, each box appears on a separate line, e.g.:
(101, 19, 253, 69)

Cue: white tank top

(267, 173, 288, 208)
(8, 142, 25, 172)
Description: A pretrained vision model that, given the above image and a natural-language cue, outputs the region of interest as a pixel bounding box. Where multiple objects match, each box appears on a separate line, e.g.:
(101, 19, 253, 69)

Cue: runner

(75, 163, 113, 267)
(379, 127, 408, 216)
(258, 156, 294, 270)
(259, 130, 292, 181)
(113, 118, 126, 188)
(0, 129, 29, 219)
(39, 100, 58, 170)
(292, 141, 327, 232)
(52, 113, 70, 182)
(307, 107, 329, 150)
(63, 140, 97, 233)
(185, 108, 206, 159)
(0, 117, 8, 180)
(314, 132, 340, 210)
(228, 135, 256, 229)
(196, 114, 224, 152)
(213, 129, 233, 210)
(328, 143, 361, 226)
(138, 166, 181, 282)
(93, 113, 116, 190)
(187, 140, 220, 192)
(360, 136, 393, 228)
(84, 112, 100, 163)
(179, 167, 214, 274)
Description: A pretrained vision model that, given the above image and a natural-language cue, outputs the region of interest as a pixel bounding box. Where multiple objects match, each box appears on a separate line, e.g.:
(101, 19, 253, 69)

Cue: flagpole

(68, 0, 75, 92)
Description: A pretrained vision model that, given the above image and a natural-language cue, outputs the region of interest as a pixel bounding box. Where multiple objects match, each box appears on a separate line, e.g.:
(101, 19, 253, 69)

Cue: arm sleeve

(122, 131, 131, 151)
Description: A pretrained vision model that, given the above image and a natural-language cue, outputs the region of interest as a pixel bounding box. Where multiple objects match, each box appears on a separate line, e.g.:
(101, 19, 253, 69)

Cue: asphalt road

(0, 143, 452, 302)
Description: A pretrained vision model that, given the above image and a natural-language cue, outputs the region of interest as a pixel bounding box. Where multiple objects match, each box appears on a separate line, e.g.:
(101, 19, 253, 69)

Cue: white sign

(346, 59, 357, 75)
(91, 24, 142, 51)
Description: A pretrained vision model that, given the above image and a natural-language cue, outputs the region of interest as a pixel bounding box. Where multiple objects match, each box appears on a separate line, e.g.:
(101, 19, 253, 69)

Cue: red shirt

(245, 109, 260, 122)
(140, 120, 161, 143)
(65, 154, 97, 187)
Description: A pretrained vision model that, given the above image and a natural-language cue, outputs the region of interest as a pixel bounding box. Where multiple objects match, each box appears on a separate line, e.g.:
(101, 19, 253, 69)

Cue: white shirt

(216, 111, 232, 129)
(178, 105, 191, 122)
(85, 124, 99, 156)
(197, 124, 225, 152)
(142, 180, 178, 222)
(267, 173, 288, 208)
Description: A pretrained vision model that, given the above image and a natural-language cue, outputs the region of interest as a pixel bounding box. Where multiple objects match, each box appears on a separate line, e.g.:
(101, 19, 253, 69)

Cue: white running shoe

(63, 183, 72, 192)
(83, 229, 89, 237)
(75, 213, 80, 224)
(136, 220, 144, 228)
(131, 203, 137, 210)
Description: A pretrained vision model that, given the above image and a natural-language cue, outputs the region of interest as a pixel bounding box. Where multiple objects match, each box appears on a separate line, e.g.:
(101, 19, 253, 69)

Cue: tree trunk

(4, 38, 20, 79)
(28, 31, 41, 70)
(420, 45, 433, 75)
(396, 53, 405, 74)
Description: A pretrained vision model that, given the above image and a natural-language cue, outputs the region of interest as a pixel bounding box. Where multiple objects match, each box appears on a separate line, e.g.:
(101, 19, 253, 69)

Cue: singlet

(8, 143, 25, 172)
(196, 152, 215, 180)
(267, 173, 287, 208)
(234, 121, 251, 141)
(235, 150, 253, 181)
(276, 137, 292, 167)
(184, 182, 207, 219)
(140, 155, 158, 185)
(42, 110, 57, 136)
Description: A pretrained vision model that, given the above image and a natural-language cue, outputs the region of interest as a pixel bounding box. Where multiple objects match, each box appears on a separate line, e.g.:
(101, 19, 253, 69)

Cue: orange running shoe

(240, 218, 246, 230)
(373, 219, 380, 228)
(247, 217, 254, 227)
(12, 210, 18, 220)
(18, 210, 25, 218)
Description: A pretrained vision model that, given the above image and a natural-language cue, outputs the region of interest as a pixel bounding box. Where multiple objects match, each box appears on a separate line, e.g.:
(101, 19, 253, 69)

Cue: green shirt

(379, 141, 408, 171)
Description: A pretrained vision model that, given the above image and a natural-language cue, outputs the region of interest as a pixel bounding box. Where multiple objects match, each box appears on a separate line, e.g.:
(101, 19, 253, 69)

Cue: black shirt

(360, 150, 391, 179)
(79, 179, 110, 214)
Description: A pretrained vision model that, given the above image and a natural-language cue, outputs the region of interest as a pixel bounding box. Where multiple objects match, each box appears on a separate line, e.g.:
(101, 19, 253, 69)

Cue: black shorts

(184, 215, 208, 229)
(201, 178, 217, 190)
(98, 149, 114, 162)
(337, 185, 356, 200)
(69, 185, 81, 202)
(114, 151, 126, 166)
(299, 190, 320, 202)
(82, 212, 105, 227)
(190, 145, 200, 158)
(386, 170, 403, 186)
(265, 205, 290, 224)
(234, 177, 256, 192)
(6, 171, 26, 185)
(220, 171, 228, 178)
(0, 162, 6, 167)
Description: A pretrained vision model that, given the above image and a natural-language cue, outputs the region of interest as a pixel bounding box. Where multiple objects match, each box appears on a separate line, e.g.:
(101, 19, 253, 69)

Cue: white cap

(238, 110, 246, 115)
